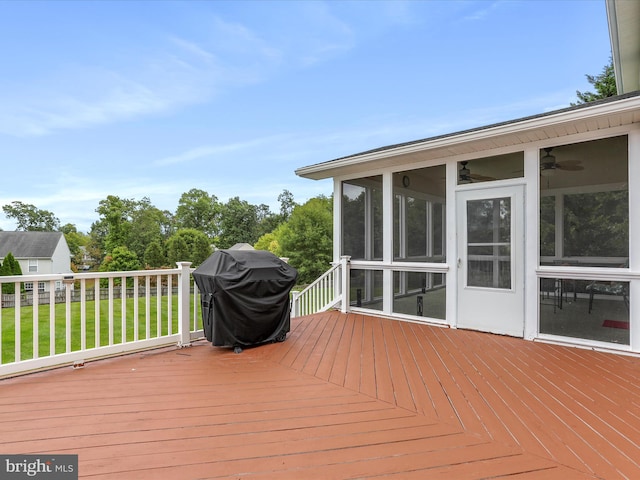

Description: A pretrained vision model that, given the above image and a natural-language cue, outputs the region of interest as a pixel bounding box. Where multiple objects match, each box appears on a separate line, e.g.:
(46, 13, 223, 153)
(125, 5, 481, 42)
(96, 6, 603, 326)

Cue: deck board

(1, 311, 639, 479)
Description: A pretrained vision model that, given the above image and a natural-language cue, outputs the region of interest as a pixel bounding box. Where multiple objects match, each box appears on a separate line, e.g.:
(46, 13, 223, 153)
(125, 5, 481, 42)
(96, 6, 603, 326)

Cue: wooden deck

(1, 311, 639, 479)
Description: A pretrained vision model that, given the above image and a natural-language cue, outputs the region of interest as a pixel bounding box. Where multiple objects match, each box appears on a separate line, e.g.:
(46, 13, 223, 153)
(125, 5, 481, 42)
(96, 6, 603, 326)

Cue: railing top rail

(296, 263, 340, 296)
(0, 266, 197, 284)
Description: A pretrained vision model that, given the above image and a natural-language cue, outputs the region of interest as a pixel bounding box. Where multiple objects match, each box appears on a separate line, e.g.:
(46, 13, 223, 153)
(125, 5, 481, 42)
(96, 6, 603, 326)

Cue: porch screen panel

(342, 176, 383, 261)
(393, 271, 446, 319)
(538, 135, 630, 346)
(407, 198, 427, 257)
(350, 269, 383, 311)
(539, 277, 629, 345)
(540, 195, 556, 257)
(539, 135, 628, 267)
(563, 190, 628, 258)
(466, 197, 511, 289)
(393, 166, 446, 263)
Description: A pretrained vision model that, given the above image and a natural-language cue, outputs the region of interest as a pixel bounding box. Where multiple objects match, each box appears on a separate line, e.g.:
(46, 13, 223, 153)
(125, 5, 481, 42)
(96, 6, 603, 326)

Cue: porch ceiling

(296, 92, 640, 180)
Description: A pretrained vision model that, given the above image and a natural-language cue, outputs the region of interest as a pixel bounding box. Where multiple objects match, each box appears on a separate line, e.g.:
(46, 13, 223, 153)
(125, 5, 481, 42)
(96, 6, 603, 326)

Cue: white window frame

(28, 259, 38, 273)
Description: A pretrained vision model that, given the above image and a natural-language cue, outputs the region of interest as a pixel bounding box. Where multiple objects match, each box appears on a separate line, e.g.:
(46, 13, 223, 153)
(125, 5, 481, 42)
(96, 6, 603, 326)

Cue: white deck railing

(1, 256, 353, 378)
(0, 262, 203, 378)
(291, 256, 350, 317)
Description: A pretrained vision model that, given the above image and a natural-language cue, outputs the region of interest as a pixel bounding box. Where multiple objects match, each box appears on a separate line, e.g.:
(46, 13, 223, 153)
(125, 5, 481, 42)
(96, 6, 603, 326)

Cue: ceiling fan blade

(556, 164, 584, 171)
(470, 173, 496, 181)
(556, 160, 582, 167)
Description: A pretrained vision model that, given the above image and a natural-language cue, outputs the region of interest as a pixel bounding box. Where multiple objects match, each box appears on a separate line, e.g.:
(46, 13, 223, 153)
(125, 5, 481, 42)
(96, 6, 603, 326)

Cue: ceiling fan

(458, 161, 495, 183)
(540, 147, 584, 176)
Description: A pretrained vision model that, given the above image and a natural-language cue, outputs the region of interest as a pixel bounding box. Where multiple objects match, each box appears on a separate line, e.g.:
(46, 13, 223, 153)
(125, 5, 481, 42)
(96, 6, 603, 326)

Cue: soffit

(296, 93, 640, 180)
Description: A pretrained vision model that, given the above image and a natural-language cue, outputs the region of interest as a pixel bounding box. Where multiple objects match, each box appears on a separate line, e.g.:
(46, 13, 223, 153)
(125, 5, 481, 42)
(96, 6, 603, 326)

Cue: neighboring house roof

(229, 243, 255, 250)
(0, 231, 65, 259)
(296, 91, 640, 180)
(607, 0, 640, 94)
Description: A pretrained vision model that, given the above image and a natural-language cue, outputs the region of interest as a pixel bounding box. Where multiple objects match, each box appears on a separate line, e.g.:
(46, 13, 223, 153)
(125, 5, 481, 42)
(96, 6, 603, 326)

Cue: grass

(1, 295, 188, 364)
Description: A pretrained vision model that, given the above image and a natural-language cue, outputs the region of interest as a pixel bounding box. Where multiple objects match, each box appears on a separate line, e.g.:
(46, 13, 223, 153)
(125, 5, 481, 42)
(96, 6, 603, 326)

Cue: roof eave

(296, 93, 640, 180)
(606, 0, 640, 94)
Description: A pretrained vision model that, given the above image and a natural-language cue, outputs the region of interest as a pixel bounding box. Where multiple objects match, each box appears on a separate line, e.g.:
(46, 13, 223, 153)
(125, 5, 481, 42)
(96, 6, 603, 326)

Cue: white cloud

(209, 16, 282, 62)
(0, 5, 362, 138)
(154, 134, 291, 166)
(289, 2, 355, 67)
(169, 36, 215, 63)
(461, 1, 503, 22)
(0, 59, 215, 137)
(0, 15, 282, 138)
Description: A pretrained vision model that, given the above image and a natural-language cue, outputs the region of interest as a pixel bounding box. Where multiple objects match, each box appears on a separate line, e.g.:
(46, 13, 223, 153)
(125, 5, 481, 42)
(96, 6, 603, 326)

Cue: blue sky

(0, 0, 611, 233)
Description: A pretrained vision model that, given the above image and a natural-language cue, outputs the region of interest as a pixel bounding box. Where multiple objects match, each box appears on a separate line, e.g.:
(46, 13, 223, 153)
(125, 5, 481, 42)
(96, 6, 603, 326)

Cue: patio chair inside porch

(586, 280, 629, 314)
(540, 278, 562, 312)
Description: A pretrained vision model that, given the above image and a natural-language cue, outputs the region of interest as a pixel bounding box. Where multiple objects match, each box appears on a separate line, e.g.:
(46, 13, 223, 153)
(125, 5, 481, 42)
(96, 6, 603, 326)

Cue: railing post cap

(176, 261, 193, 268)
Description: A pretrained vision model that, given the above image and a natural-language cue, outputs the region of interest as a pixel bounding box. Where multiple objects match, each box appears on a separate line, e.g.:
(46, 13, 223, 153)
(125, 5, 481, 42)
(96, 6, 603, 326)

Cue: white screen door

(456, 185, 524, 337)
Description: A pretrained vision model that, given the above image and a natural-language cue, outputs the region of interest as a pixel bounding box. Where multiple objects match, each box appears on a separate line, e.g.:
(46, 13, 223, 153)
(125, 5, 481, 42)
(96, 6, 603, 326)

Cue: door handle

(457, 258, 462, 268)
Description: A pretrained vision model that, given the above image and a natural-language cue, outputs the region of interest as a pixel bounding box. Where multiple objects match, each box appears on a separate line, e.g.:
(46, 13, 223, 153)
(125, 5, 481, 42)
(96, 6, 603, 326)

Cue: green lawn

(1, 295, 189, 364)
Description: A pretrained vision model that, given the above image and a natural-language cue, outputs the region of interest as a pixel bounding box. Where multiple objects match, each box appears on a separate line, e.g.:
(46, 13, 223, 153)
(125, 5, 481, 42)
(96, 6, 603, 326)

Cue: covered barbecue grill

(192, 249, 297, 350)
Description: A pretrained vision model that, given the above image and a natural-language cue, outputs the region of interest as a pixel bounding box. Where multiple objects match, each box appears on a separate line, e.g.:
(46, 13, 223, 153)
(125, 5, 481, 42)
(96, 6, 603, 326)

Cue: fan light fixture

(540, 148, 556, 177)
(459, 161, 472, 184)
(540, 163, 556, 177)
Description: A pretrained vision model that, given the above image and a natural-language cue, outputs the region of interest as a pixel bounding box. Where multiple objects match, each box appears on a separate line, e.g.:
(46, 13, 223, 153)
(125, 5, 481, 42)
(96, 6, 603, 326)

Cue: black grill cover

(192, 249, 298, 348)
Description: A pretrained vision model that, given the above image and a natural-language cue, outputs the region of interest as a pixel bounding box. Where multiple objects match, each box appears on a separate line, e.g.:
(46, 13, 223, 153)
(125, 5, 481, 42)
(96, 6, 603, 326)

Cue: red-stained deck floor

(1, 311, 639, 479)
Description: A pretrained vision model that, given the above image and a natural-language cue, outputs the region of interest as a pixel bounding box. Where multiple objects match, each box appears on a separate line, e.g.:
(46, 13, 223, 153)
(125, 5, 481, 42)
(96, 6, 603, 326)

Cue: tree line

(1, 189, 332, 284)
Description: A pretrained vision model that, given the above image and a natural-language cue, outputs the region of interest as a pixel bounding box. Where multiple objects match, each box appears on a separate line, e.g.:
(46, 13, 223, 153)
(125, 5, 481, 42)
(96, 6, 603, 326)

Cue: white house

(295, 0, 640, 354)
(0, 231, 73, 292)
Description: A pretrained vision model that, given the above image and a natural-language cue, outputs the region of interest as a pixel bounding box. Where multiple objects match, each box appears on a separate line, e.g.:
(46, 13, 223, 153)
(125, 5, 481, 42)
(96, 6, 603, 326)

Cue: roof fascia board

(606, 0, 624, 94)
(296, 95, 640, 180)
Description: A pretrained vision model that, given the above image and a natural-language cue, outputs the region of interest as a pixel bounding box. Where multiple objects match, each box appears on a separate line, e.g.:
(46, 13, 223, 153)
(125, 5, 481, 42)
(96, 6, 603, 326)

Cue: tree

(192, 233, 213, 266)
(93, 195, 136, 255)
(166, 235, 189, 267)
(255, 203, 281, 239)
(2, 201, 60, 231)
(128, 198, 169, 261)
(0, 259, 11, 294)
(4, 252, 22, 276)
(82, 237, 104, 271)
(59, 223, 77, 235)
(278, 195, 332, 284)
(99, 246, 140, 272)
(255, 221, 289, 256)
(174, 188, 220, 238)
(217, 197, 259, 249)
(92, 196, 170, 267)
(144, 240, 166, 268)
(0, 252, 22, 294)
(60, 223, 89, 269)
(254, 231, 282, 256)
(278, 189, 296, 221)
(255, 189, 298, 240)
(166, 228, 212, 267)
(573, 58, 617, 105)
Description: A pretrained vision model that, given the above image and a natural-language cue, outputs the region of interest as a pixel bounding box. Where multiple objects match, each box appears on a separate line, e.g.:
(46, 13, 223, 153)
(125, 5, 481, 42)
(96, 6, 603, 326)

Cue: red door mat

(602, 319, 629, 329)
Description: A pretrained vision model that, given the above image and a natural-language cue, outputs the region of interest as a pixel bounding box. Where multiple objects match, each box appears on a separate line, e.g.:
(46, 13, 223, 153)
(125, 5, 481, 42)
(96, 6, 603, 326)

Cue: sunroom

(296, 92, 640, 354)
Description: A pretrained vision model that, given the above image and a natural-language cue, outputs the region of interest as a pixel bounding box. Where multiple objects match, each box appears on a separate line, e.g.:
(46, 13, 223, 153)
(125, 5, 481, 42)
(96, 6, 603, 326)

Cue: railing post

(340, 255, 351, 313)
(177, 261, 193, 347)
(291, 291, 300, 318)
